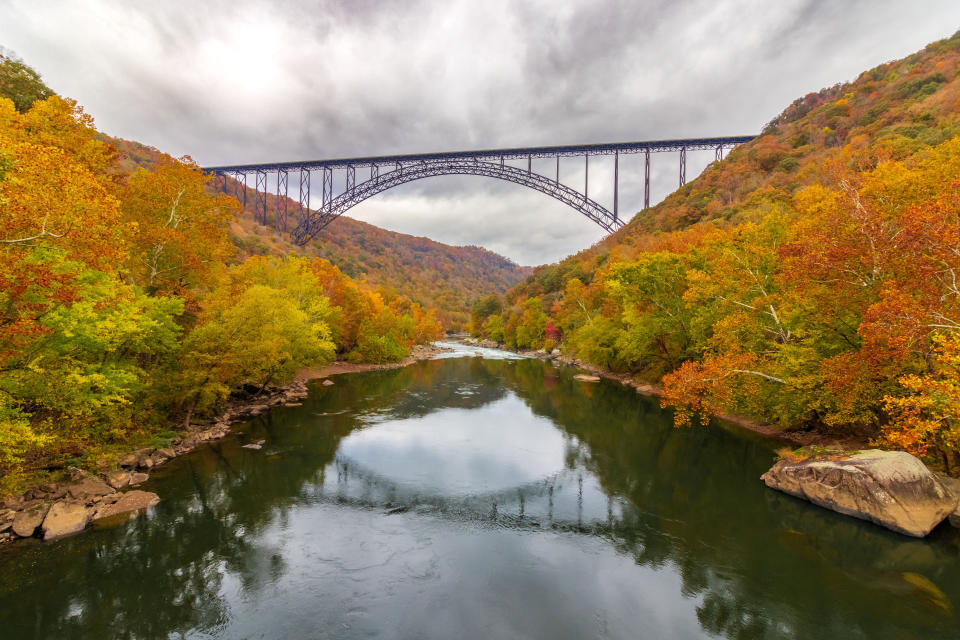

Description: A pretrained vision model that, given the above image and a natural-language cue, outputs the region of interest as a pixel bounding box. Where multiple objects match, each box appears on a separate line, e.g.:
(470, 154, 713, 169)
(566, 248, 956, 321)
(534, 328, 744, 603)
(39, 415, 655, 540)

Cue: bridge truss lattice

(203, 136, 754, 245)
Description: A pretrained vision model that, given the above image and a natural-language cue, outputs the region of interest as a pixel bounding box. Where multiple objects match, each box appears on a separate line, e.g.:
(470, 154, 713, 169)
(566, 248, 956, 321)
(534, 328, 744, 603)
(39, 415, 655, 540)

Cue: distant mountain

(472, 30, 960, 457)
(109, 138, 532, 330)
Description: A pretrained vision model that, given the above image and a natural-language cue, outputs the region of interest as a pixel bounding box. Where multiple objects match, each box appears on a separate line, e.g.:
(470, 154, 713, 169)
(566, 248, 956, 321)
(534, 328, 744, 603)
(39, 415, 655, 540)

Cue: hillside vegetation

(111, 138, 531, 330)
(472, 32, 960, 473)
(0, 57, 443, 491)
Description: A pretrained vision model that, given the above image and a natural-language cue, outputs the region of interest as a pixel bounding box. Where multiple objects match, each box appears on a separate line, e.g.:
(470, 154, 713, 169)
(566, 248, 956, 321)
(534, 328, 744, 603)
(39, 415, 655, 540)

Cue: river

(1, 342, 958, 639)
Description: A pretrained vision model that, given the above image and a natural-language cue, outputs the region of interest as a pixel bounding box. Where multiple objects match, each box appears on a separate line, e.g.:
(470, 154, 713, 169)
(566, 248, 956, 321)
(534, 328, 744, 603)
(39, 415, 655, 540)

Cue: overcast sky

(2, 1, 958, 265)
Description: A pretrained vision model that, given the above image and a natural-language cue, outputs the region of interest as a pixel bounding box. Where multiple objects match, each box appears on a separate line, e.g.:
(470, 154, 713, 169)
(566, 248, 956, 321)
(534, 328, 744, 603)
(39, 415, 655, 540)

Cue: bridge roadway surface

(202, 135, 756, 244)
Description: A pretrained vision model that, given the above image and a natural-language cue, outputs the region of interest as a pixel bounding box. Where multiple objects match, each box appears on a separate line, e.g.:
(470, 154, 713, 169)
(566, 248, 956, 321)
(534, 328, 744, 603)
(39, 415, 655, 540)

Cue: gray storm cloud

(1, 0, 958, 264)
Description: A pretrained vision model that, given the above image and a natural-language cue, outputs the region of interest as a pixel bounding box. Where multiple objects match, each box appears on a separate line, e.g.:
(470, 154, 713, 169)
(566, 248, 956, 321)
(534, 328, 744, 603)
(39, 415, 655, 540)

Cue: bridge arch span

(203, 135, 755, 245)
(291, 159, 621, 244)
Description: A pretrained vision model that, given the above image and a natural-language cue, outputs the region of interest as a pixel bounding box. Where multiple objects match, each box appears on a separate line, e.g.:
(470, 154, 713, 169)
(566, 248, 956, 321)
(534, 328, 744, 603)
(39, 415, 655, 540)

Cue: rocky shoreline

(460, 337, 857, 448)
(0, 343, 451, 548)
(462, 338, 960, 537)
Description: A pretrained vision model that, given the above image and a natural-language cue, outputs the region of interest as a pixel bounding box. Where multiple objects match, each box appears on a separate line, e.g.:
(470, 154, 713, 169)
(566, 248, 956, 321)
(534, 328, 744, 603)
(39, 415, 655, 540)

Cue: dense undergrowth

(0, 54, 442, 492)
(470, 32, 960, 473)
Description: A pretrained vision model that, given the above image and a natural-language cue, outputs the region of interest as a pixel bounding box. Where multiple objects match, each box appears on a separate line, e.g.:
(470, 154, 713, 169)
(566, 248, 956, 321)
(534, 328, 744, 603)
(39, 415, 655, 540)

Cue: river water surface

(2, 343, 960, 639)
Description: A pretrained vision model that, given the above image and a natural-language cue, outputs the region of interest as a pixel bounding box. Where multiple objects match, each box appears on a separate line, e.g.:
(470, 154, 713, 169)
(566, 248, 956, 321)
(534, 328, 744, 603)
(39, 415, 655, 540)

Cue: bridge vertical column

(276, 169, 288, 232)
(346, 165, 356, 194)
(527, 154, 531, 175)
(555, 156, 559, 184)
(234, 171, 247, 212)
(584, 155, 588, 200)
(370, 163, 378, 182)
(322, 167, 333, 210)
(255, 170, 268, 225)
(644, 149, 650, 209)
(716, 144, 724, 162)
(299, 169, 311, 225)
(613, 151, 619, 223)
(679, 147, 687, 187)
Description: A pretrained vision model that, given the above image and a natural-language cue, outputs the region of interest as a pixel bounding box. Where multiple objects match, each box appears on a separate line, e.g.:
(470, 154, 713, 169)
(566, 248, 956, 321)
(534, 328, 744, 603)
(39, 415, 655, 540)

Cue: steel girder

(202, 135, 755, 174)
(290, 159, 625, 245)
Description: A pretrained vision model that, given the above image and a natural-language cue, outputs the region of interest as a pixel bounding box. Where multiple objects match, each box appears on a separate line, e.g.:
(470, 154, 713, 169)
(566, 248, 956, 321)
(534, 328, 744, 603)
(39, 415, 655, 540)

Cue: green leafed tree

(0, 52, 55, 113)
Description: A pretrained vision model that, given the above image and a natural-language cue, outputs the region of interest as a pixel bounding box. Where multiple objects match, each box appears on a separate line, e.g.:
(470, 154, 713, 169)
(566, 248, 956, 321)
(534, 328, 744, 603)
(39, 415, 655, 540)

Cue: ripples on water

(1, 343, 959, 639)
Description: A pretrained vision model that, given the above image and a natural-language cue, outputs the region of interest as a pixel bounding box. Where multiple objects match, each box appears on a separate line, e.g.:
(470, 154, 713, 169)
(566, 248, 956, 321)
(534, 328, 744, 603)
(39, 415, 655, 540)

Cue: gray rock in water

(12, 503, 50, 538)
(242, 440, 266, 450)
(322, 379, 334, 387)
(762, 449, 958, 537)
(92, 490, 160, 521)
(41, 502, 90, 541)
(573, 374, 601, 382)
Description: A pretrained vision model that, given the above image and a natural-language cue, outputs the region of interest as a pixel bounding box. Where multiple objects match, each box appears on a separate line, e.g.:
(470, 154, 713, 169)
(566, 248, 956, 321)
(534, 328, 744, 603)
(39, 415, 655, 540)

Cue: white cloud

(1, 0, 958, 264)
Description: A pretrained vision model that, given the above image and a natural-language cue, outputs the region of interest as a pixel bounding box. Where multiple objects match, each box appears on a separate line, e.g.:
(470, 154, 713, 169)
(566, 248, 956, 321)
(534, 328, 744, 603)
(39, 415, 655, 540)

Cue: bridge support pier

(644, 149, 650, 209)
(299, 169, 311, 226)
(679, 147, 687, 187)
(584, 155, 588, 200)
(277, 169, 288, 231)
(255, 170, 268, 225)
(322, 167, 333, 210)
(613, 151, 619, 223)
(346, 165, 356, 194)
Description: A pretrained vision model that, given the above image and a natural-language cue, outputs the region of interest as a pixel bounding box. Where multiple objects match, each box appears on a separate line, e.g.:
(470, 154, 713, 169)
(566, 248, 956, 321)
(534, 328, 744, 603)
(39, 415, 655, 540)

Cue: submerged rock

(322, 379, 335, 387)
(92, 490, 159, 521)
(762, 449, 957, 537)
(41, 502, 90, 541)
(242, 440, 265, 450)
(573, 374, 601, 382)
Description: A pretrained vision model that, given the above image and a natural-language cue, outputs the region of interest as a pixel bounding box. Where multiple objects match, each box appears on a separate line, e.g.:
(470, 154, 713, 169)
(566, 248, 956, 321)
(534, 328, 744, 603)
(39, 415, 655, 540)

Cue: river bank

(0, 343, 452, 547)
(459, 337, 868, 450)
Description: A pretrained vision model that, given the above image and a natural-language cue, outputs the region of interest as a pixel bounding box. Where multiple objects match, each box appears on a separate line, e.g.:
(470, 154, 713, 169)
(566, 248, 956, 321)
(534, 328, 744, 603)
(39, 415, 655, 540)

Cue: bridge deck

(201, 135, 755, 173)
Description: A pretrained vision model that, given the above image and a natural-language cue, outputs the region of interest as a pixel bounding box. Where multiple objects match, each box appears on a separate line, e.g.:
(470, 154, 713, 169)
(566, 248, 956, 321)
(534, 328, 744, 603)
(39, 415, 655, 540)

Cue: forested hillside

(111, 138, 531, 330)
(473, 32, 960, 472)
(0, 54, 443, 491)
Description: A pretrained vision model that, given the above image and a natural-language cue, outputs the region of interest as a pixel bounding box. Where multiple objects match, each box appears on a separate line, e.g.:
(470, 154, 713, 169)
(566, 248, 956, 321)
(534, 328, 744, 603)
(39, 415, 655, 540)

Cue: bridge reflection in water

(314, 455, 623, 535)
(3, 355, 957, 640)
(202, 135, 755, 243)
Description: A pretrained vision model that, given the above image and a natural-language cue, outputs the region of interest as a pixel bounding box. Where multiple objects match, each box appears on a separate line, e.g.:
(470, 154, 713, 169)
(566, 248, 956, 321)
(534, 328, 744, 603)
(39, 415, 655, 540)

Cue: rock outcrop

(762, 449, 958, 537)
(935, 474, 960, 528)
(1, 369, 318, 547)
(12, 503, 49, 538)
(41, 502, 90, 541)
(92, 491, 159, 521)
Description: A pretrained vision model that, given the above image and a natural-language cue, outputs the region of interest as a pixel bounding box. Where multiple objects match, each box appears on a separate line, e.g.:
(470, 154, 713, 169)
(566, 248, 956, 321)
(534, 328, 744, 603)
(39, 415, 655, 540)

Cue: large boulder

(11, 503, 50, 538)
(41, 501, 90, 541)
(762, 449, 958, 537)
(934, 474, 960, 528)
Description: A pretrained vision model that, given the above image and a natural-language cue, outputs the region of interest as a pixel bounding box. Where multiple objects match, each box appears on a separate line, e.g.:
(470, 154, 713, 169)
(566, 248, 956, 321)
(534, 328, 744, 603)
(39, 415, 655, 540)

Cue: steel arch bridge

(202, 135, 754, 245)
